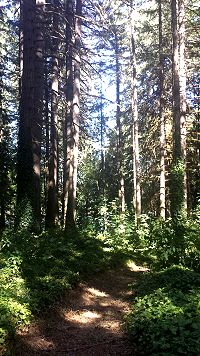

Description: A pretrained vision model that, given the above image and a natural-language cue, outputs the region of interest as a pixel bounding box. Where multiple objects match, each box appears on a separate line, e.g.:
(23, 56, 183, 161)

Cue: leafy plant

(127, 266, 200, 355)
(0, 225, 133, 353)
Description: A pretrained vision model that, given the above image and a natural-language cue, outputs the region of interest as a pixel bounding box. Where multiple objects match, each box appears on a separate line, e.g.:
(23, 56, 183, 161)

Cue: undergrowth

(126, 210, 200, 355)
(0, 226, 131, 354)
(127, 266, 200, 355)
(1, 208, 200, 355)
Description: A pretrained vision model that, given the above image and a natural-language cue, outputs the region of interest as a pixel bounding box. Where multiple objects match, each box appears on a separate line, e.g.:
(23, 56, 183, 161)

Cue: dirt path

(13, 263, 147, 355)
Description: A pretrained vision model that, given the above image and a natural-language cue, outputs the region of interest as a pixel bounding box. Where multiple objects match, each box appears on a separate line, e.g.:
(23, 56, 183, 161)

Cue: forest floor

(12, 263, 148, 356)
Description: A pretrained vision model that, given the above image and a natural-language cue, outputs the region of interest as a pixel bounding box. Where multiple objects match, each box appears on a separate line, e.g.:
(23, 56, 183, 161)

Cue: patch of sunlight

(127, 260, 149, 272)
(99, 301, 109, 307)
(82, 310, 100, 319)
(87, 287, 109, 297)
(67, 310, 101, 324)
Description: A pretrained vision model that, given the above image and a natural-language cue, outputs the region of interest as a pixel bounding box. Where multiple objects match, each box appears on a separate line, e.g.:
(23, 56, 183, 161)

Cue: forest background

(0, 0, 200, 354)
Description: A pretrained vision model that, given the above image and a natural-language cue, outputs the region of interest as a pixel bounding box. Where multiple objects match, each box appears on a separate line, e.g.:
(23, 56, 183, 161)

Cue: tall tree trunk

(100, 81, 105, 198)
(171, 0, 187, 217)
(130, 1, 141, 222)
(179, 0, 187, 210)
(46, 0, 59, 227)
(114, 30, 125, 214)
(65, 0, 82, 228)
(63, 0, 74, 227)
(0, 60, 6, 230)
(33, 0, 45, 227)
(44, 54, 49, 212)
(171, 0, 180, 158)
(159, 0, 166, 219)
(17, 0, 35, 227)
(19, 0, 23, 95)
(17, 0, 44, 230)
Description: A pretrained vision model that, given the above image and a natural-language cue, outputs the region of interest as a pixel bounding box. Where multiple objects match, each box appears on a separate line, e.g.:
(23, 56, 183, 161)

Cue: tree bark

(130, 1, 141, 222)
(179, 0, 187, 210)
(0, 58, 6, 229)
(46, 0, 59, 227)
(33, 0, 45, 227)
(172, 0, 180, 158)
(114, 30, 125, 215)
(63, 0, 74, 226)
(17, 0, 45, 230)
(171, 0, 187, 216)
(65, 0, 82, 228)
(159, 0, 166, 219)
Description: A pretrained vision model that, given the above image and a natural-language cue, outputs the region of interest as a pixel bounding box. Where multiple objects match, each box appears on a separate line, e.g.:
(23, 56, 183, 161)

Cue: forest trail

(13, 264, 147, 356)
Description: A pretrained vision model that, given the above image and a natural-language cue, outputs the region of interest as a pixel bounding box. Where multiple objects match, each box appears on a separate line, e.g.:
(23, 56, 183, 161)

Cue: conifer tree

(17, 0, 45, 230)
(159, 0, 166, 219)
(46, 0, 60, 227)
(171, 0, 187, 217)
(130, 0, 141, 221)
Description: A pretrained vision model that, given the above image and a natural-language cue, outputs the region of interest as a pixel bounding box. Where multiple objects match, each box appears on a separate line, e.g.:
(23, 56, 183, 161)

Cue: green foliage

(170, 161, 187, 218)
(147, 216, 200, 270)
(15, 199, 34, 231)
(127, 266, 200, 355)
(0, 225, 133, 352)
(0, 253, 31, 352)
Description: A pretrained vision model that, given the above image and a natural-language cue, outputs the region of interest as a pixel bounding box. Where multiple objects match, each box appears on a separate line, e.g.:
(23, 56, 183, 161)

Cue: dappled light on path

(13, 265, 144, 355)
(127, 261, 149, 272)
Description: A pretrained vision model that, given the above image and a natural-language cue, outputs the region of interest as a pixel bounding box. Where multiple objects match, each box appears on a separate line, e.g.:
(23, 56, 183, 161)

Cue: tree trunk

(65, 0, 82, 228)
(171, 0, 187, 217)
(171, 0, 180, 158)
(63, 0, 74, 227)
(100, 82, 105, 198)
(33, 0, 45, 228)
(46, 0, 59, 227)
(114, 30, 125, 215)
(130, 2, 141, 222)
(179, 0, 187, 210)
(17, 0, 36, 227)
(0, 60, 6, 230)
(17, 0, 44, 231)
(159, 0, 166, 219)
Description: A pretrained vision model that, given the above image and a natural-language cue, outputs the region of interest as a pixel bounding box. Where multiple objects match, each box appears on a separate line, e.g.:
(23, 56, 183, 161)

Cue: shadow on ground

(12, 266, 145, 356)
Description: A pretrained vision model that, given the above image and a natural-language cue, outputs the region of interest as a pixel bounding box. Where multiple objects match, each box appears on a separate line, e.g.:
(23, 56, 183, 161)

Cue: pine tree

(130, 0, 141, 221)
(64, 0, 82, 228)
(17, 0, 45, 230)
(159, 0, 166, 219)
(171, 0, 187, 217)
(46, 0, 60, 227)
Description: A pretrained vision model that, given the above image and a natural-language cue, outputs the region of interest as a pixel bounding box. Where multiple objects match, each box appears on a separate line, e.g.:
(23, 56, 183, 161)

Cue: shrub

(0, 254, 31, 352)
(144, 216, 200, 271)
(127, 266, 200, 355)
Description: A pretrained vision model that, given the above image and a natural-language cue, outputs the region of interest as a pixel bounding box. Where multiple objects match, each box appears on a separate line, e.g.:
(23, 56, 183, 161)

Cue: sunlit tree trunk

(130, 1, 141, 222)
(63, 0, 74, 226)
(114, 30, 125, 214)
(171, 0, 180, 158)
(44, 55, 49, 211)
(179, 0, 187, 210)
(46, 0, 59, 227)
(19, 0, 23, 95)
(100, 82, 105, 197)
(171, 0, 187, 216)
(0, 62, 6, 229)
(65, 0, 82, 227)
(159, 0, 166, 219)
